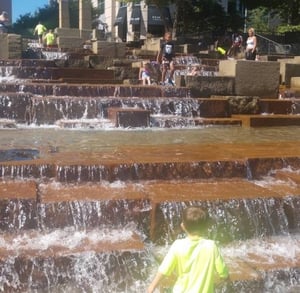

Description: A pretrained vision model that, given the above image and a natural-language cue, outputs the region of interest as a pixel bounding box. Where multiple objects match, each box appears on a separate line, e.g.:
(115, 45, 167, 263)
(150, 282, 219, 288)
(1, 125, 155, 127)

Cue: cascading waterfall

(1, 57, 300, 292)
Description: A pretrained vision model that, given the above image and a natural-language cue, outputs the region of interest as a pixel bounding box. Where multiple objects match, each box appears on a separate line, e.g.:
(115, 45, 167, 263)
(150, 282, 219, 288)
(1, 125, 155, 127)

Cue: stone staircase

(1, 57, 300, 291)
(0, 57, 300, 129)
(0, 141, 300, 291)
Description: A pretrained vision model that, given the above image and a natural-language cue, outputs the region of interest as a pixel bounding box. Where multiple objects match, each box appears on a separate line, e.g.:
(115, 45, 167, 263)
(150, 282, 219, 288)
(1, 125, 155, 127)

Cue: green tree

(13, 2, 58, 37)
(243, 0, 300, 26)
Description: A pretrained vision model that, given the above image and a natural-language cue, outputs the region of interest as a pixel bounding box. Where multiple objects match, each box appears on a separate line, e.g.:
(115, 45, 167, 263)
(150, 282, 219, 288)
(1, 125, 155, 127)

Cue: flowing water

(1, 57, 300, 291)
(0, 124, 300, 292)
(0, 125, 300, 153)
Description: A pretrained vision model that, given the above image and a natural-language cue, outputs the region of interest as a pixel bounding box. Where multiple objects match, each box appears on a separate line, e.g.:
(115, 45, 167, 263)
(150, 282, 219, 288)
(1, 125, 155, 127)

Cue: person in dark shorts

(157, 32, 176, 86)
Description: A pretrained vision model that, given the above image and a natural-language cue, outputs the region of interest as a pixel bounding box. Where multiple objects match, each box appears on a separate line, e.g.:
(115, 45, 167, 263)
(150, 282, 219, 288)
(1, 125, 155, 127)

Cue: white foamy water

(0, 228, 136, 252)
(222, 234, 300, 262)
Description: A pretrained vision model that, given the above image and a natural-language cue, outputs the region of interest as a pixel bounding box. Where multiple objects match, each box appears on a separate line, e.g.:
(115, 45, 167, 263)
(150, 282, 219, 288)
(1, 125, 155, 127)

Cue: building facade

(91, 0, 244, 42)
(91, 0, 175, 42)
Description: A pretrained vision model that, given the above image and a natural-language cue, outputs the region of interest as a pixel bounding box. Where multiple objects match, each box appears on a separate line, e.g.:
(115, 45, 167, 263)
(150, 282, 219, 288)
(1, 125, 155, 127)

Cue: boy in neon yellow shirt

(34, 21, 47, 44)
(148, 206, 229, 293)
(44, 29, 56, 48)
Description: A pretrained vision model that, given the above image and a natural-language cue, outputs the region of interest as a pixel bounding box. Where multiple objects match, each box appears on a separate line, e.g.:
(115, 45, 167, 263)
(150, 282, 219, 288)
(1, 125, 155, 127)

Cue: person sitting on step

(139, 61, 152, 85)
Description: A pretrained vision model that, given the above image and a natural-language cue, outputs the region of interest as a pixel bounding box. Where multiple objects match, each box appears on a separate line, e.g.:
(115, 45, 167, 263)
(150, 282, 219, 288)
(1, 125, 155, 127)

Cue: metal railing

(255, 33, 291, 56)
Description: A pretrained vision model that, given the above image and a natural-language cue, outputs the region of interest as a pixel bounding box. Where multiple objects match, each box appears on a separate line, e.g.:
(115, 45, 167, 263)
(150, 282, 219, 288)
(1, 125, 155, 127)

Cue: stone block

(228, 96, 260, 115)
(232, 114, 300, 127)
(56, 36, 83, 49)
(259, 99, 293, 114)
(185, 76, 235, 98)
(92, 41, 126, 58)
(291, 77, 300, 88)
(235, 61, 280, 97)
(132, 49, 157, 58)
(132, 60, 149, 68)
(175, 75, 186, 87)
(55, 28, 81, 38)
(92, 28, 104, 40)
(0, 181, 38, 230)
(0, 36, 9, 59)
(0, 34, 21, 59)
(218, 59, 237, 77)
(285, 64, 300, 86)
(142, 37, 161, 51)
(79, 0, 92, 30)
(108, 107, 150, 128)
(198, 97, 230, 117)
(179, 44, 199, 54)
(80, 29, 92, 41)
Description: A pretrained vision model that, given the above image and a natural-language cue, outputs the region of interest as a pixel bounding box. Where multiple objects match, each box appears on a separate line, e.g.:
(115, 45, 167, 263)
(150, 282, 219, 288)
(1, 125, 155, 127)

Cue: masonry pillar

(140, 4, 147, 40)
(79, 0, 92, 30)
(59, 0, 70, 28)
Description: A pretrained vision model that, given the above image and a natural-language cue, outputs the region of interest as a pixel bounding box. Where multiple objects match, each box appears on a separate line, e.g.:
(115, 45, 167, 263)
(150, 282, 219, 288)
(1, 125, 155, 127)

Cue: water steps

(1, 175, 300, 232)
(1, 56, 300, 291)
(0, 175, 300, 291)
(1, 142, 300, 184)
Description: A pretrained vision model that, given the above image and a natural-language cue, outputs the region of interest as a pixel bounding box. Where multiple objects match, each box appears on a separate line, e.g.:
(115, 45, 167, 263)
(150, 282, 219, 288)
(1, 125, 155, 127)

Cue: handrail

(255, 33, 291, 56)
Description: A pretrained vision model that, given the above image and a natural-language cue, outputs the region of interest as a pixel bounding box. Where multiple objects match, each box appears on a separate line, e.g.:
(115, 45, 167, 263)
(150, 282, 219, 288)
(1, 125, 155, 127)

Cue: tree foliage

(11, 0, 300, 39)
(243, 0, 300, 26)
(13, 2, 58, 37)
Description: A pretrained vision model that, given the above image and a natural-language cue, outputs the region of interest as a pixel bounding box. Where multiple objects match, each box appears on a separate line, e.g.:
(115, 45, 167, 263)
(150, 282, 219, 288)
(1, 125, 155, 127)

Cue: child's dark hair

(182, 206, 207, 234)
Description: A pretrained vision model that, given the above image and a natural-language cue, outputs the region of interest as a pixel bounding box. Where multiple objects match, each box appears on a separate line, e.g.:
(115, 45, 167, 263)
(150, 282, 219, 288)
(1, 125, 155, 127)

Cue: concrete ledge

(291, 76, 300, 88)
(259, 99, 293, 114)
(108, 107, 150, 127)
(232, 114, 300, 127)
(284, 63, 300, 86)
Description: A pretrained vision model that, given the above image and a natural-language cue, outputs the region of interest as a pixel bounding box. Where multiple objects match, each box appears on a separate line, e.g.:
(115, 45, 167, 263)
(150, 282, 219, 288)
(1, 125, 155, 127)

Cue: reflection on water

(1, 126, 300, 153)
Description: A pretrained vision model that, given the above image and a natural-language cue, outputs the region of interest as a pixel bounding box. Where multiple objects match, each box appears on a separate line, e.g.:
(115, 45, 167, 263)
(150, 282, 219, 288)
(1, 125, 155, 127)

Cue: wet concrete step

(36, 178, 300, 205)
(232, 114, 300, 127)
(0, 228, 145, 292)
(274, 170, 300, 185)
(160, 235, 300, 291)
(0, 228, 144, 257)
(55, 118, 114, 129)
(194, 117, 242, 126)
(1, 142, 300, 182)
(0, 67, 116, 81)
(0, 118, 17, 128)
(31, 78, 124, 84)
(1, 178, 300, 236)
(53, 78, 123, 84)
(0, 83, 188, 98)
(0, 230, 299, 292)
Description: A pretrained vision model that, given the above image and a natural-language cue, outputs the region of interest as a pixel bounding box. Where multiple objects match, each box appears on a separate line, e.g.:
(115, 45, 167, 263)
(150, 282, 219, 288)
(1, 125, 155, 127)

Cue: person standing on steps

(34, 21, 47, 45)
(157, 31, 176, 86)
(147, 206, 229, 293)
(44, 29, 56, 48)
(227, 31, 243, 59)
(245, 27, 257, 60)
(0, 11, 9, 34)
